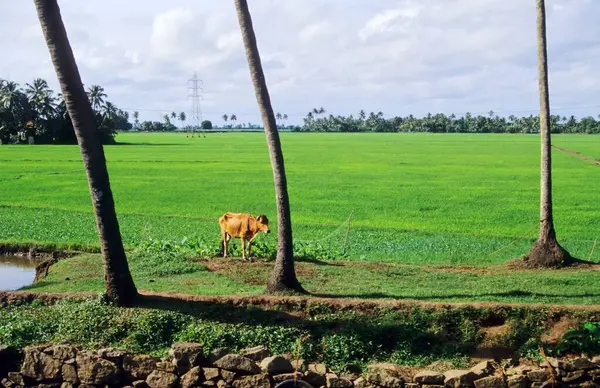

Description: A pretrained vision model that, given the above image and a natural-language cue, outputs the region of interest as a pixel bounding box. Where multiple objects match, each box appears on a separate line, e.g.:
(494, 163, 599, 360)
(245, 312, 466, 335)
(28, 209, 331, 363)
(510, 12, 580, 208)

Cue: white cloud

(359, 5, 421, 41)
(0, 0, 599, 125)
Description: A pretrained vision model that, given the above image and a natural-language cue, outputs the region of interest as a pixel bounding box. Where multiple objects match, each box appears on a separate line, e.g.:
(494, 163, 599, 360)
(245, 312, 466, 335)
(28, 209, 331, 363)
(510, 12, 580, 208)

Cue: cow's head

(256, 214, 270, 234)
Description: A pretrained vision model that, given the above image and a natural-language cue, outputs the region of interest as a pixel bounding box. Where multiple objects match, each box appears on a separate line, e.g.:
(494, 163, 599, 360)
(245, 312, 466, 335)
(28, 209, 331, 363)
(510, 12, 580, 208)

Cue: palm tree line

(0, 78, 129, 144)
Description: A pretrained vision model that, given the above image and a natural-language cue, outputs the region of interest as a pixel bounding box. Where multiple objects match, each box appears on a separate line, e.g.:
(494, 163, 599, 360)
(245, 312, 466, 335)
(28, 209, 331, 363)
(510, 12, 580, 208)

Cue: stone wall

(1, 342, 599, 388)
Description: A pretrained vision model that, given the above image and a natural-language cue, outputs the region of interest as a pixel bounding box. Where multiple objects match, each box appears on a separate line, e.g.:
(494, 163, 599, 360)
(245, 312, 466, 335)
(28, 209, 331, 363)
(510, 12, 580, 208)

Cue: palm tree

(163, 113, 170, 124)
(276, 112, 282, 128)
(101, 101, 118, 124)
(0, 82, 23, 110)
(133, 111, 139, 129)
(523, 0, 571, 268)
(282, 114, 288, 128)
(33, 0, 138, 305)
(234, 0, 304, 293)
(179, 112, 186, 128)
(222, 114, 229, 129)
(87, 85, 106, 111)
(170, 111, 177, 120)
(230, 114, 237, 128)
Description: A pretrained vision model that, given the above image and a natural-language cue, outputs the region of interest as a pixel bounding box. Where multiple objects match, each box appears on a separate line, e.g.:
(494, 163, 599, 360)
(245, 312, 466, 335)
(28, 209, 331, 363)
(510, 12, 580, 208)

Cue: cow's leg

(222, 233, 230, 258)
(247, 234, 258, 261)
(240, 238, 246, 261)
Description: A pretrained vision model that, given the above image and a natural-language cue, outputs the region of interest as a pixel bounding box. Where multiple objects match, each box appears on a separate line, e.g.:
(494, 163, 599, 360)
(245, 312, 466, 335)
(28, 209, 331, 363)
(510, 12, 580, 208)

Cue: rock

(146, 370, 178, 388)
(291, 358, 306, 372)
(0, 378, 13, 388)
(217, 380, 228, 388)
(592, 357, 600, 365)
(37, 384, 62, 388)
(471, 361, 494, 378)
(203, 367, 220, 381)
(365, 372, 404, 387)
(260, 355, 295, 374)
(202, 382, 218, 387)
(169, 342, 204, 375)
(579, 382, 600, 388)
(75, 351, 119, 385)
(213, 354, 261, 374)
(561, 370, 586, 383)
(308, 363, 328, 375)
(353, 377, 371, 388)
(20, 347, 61, 381)
(325, 373, 353, 387)
(367, 362, 405, 378)
(221, 369, 236, 383)
(415, 370, 445, 385)
(44, 345, 77, 362)
(273, 372, 303, 382)
(304, 370, 326, 386)
(444, 370, 478, 388)
(123, 354, 161, 381)
(527, 370, 550, 383)
(156, 361, 176, 373)
(573, 358, 598, 370)
(474, 376, 507, 388)
(405, 384, 420, 388)
(180, 366, 204, 388)
(231, 374, 270, 388)
(508, 365, 533, 376)
(208, 348, 230, 364)
(133, 381, 150, 388)
(239, 345, 271, 362)
(97, 348, 125, 365)
(544, 358, 574, 372)
(61, 363, 79, 384)
(6, 372, 24, 386)
(60, 383, 75, 388)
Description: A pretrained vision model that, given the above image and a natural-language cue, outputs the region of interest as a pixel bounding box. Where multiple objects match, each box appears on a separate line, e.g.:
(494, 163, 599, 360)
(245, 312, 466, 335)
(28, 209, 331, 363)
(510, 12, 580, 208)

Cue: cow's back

(219, 212, 252, 237)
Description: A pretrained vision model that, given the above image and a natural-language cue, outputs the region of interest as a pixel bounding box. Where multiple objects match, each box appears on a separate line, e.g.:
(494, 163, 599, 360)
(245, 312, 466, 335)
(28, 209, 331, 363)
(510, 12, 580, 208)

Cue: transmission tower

(187, 72, 203, 129)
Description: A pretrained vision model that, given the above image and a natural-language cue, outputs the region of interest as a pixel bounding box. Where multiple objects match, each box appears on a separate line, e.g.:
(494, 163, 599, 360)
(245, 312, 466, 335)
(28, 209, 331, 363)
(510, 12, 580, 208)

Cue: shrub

(555, 322, 600, 356)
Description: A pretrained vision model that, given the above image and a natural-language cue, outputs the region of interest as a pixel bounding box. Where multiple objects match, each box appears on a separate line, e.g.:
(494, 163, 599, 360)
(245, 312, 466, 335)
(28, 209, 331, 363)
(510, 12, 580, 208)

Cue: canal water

(0, 255, 37, 291)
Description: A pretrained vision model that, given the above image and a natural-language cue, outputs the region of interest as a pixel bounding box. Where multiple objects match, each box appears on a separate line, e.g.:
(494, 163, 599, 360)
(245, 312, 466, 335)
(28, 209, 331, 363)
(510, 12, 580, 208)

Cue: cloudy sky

(1, 0, 599, 125)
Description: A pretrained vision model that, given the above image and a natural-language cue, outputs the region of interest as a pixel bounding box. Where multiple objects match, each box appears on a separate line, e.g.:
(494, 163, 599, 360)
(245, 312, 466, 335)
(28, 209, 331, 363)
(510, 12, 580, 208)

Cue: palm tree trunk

(524, 0, 571, 267)
(34, 0, 138, 304)
(234, 0, 304, 293)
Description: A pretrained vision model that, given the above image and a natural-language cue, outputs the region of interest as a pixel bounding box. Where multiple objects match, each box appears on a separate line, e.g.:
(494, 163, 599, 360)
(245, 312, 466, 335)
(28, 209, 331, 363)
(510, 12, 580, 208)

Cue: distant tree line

(0, 78, 130, 144)
(299, 108, 600, 134)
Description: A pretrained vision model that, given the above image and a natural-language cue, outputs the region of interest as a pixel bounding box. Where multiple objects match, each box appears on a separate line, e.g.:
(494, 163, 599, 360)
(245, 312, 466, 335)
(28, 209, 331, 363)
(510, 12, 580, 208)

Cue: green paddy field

(1, 132, 599, 304)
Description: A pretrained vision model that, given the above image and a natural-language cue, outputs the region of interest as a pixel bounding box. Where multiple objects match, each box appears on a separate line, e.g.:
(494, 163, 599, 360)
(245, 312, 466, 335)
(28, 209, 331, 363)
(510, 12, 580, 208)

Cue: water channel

(0, 255, 37, 291)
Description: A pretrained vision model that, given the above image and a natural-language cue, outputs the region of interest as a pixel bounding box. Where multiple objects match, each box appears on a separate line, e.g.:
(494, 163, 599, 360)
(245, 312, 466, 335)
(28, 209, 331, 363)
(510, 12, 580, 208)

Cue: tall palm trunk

(524, 0, 571, 267)
(33, 0, 138, 304)
(234, 0, 304, 293)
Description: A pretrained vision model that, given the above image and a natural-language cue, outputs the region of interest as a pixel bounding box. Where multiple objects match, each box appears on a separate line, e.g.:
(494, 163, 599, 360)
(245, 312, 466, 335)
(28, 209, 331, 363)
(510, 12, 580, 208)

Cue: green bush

(137, 236, 345, 262)
(0, 299, 590, 370)
(555, 322, 600, 356)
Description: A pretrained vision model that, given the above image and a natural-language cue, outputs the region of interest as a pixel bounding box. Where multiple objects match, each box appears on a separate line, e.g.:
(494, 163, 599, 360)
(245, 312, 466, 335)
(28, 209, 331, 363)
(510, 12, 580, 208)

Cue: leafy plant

(555, 322, 600, 356)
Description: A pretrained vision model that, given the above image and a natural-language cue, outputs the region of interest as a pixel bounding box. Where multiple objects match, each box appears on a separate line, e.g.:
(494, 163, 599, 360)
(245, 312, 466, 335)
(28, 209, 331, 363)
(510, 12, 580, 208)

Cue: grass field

(2, 132, 600, 304)
(1, 132, 600, 264)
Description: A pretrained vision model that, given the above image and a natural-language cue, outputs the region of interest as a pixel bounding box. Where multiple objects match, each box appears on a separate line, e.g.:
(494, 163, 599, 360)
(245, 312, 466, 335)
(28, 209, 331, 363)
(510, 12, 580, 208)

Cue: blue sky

(1, 0, 599, 125)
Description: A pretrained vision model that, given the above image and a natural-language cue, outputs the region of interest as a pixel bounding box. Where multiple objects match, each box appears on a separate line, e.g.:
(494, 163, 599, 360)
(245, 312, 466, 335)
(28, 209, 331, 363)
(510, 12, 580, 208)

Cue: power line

(187, 72, 203, 127)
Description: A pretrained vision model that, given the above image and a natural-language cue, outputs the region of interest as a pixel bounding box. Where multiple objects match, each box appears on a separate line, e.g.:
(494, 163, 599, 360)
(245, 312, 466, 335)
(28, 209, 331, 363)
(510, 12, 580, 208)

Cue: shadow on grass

(312, 289, 600, 302)
(115, 142, 189, 146)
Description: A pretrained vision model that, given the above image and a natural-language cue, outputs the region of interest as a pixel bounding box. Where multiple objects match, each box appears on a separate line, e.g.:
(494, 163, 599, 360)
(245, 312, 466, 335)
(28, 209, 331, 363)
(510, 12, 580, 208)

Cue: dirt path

(552, 144, 600, 166)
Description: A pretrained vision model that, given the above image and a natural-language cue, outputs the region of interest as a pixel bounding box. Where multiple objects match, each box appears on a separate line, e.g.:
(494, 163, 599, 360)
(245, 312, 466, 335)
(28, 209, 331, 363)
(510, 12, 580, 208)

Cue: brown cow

(218, 212, 270, 261)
